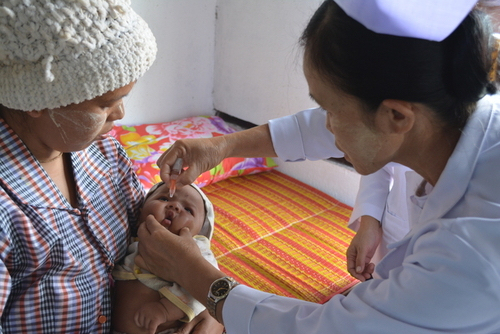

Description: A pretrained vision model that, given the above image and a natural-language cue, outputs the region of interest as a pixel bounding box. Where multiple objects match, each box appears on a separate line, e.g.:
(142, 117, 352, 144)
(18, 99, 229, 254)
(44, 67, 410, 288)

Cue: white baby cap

(0, 0, 157, 111)
(334, 0, 478, 41)
(189, 183, 215, 240)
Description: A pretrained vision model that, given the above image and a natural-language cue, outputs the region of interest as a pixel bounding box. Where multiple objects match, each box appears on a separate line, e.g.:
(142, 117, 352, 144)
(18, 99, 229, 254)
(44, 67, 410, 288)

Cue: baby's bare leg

(113, 280, 183, 334)
(135, 298, 185, 333)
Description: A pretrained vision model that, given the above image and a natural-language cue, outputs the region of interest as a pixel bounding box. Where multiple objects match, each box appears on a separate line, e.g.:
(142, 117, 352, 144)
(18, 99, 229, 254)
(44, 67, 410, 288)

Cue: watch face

(212, 279, 230, 297)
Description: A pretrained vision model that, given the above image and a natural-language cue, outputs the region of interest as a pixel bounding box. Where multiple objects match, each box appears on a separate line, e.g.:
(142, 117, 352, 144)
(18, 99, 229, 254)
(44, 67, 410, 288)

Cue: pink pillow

(110, 115, 277, 190)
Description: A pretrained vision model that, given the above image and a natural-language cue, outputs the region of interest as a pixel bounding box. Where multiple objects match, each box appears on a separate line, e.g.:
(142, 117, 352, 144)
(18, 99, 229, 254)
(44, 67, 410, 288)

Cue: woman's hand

(174, 310, 225, 334)
(346, 215, 382, 281)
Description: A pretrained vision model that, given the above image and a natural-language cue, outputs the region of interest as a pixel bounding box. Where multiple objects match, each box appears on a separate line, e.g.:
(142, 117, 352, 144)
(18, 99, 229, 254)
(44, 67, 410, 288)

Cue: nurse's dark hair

(301, 1, 497, 129)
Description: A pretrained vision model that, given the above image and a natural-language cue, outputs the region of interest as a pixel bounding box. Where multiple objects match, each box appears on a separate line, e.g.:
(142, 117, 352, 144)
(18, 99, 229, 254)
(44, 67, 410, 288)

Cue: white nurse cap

(479, 0, 500, 7)
(334, 0, 478, 41)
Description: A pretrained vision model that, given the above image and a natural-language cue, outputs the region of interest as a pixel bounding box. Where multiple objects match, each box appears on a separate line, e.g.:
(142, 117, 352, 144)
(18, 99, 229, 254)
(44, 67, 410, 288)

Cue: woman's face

(303, 59, 395, 175)
(34, 82, 135, 152)
(140, 184, 206, 236)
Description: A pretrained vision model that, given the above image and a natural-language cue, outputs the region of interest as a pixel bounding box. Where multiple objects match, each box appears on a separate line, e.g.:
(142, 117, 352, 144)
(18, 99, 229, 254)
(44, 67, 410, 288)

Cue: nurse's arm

(157, 124, 277, 187)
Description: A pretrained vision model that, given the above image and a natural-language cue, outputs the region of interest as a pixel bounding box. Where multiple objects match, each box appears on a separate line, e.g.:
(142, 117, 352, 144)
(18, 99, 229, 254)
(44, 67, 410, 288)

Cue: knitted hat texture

(0, 0, 157, 111)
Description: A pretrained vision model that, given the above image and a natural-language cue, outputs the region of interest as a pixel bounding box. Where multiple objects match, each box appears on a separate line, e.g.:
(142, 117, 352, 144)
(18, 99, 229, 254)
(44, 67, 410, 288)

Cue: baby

(112, 182, 218, 334)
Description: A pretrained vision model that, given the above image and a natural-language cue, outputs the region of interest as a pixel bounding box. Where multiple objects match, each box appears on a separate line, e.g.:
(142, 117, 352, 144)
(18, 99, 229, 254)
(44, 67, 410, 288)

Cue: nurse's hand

(135, 215, 226, 317)
(156, 124, 277, 189)
(346, 215, 382, 281)
(135, 215, 207, 284)
(157, 136, 229, 189)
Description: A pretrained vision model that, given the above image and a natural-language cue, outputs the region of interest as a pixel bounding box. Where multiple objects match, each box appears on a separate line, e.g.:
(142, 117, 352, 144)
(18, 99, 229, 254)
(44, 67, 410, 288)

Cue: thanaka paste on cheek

(48, 109, 107, 144)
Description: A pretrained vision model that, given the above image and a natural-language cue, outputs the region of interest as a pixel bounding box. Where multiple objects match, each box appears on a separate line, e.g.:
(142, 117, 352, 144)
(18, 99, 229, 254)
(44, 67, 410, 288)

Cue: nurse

(137, 1, 500, 333)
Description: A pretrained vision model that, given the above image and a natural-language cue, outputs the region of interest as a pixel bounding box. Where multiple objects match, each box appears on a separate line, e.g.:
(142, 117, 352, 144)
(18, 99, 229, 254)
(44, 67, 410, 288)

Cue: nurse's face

(303, 59, 393, 175)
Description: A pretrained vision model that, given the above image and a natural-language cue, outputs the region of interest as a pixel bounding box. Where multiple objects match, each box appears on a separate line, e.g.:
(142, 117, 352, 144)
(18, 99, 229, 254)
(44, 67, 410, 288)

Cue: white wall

(213, 0, 360, 206)
(121, 0, 217, 125)
(213, 0, 322, 124)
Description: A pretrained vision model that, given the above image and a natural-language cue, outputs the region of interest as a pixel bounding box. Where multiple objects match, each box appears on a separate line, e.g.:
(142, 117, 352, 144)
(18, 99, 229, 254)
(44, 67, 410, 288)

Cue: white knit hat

(0, 0, 157, 111)
(334, 0, 478, 42)
(146, 183, 216, 240)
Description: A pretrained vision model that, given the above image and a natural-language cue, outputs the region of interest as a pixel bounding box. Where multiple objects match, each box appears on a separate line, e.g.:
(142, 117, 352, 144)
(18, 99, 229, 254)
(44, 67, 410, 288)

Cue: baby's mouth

(160, 218, 172, 229)
(161, 211, 175, 228)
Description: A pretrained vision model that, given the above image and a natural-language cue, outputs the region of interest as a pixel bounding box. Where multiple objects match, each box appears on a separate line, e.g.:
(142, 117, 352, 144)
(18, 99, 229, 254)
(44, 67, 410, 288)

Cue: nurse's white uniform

(223, 96, 500, 333)
(348, 163, 419, 265)
(268, 107, 421, 264)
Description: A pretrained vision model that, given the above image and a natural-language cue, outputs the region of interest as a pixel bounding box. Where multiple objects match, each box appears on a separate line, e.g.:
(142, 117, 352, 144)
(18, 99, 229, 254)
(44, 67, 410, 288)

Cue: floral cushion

(110, 115, 277, 190)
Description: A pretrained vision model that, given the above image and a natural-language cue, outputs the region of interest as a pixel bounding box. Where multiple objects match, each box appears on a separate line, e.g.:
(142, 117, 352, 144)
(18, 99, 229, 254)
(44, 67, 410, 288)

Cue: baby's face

(140, 184, 205, 236)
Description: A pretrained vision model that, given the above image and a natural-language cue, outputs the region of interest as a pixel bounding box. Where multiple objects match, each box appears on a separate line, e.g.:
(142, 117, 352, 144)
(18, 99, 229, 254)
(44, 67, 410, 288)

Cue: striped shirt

(0, 119, 144, 333)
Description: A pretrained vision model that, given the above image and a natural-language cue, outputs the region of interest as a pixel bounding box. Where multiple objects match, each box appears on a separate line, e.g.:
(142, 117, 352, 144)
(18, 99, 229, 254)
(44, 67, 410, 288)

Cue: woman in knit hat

(0, 1, 222, 333)
(137, 0, 500, 333)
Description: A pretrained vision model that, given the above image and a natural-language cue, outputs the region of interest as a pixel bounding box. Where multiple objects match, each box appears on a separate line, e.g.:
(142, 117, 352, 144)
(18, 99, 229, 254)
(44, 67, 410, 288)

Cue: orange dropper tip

(169, 179, 177, 198)
(169, 158, 183, 198)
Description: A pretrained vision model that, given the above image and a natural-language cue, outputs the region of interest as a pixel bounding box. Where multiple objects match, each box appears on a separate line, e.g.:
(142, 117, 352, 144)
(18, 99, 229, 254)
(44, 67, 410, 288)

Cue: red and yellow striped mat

(203, 170, 358, 304)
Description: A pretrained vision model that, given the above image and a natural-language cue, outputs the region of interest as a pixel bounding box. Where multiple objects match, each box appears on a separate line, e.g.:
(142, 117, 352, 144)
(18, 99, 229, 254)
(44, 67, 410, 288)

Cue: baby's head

(140, 182, 214, 239)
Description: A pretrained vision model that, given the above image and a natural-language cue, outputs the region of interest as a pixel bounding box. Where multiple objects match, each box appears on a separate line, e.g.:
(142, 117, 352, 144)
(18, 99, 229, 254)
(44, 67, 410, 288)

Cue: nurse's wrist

(207, 276, 239, 324)
(216, 299, 226, 324)
(359, 215, 382, 227)
(177, 257, 224, 306)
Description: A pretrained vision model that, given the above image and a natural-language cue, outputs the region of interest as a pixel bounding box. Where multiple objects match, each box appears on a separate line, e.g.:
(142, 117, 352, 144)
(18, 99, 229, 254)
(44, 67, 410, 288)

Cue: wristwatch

(207, 276, 239, 319)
